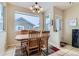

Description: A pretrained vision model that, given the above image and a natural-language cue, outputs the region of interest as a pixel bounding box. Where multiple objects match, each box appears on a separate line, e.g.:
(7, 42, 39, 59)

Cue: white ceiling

(9, 2, 79, 11)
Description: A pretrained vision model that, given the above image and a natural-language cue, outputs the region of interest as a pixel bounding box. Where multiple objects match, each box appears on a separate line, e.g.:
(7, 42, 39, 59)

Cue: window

(45, 15, 51, 31)
(16, 25, 24, 30)
(0, 3, 4, 32)
(55, 16, 62, 31)
(15, 12, 40, 31)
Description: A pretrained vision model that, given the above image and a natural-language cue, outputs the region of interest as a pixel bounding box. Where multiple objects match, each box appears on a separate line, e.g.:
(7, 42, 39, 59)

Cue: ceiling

(9, 2, 79, 11)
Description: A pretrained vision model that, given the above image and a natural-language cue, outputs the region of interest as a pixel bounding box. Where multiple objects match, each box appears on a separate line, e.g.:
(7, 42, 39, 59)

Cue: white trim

(7, 43, 20, 47)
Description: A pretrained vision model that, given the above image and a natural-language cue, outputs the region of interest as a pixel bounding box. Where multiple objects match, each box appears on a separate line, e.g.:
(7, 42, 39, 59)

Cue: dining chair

(26, 31, 41, 56)
(21, 40, 28, 55)
(15, 30, 29, 55)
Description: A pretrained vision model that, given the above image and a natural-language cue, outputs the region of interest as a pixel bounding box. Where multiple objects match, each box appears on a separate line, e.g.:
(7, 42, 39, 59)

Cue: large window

(0, 3, 4, 32)
(45, 15, 51, 31)
(15, 12, 40, 31)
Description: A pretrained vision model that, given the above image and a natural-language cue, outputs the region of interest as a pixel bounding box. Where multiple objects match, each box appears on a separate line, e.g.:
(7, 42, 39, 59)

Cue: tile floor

(4, 45, 79, 56)
(4, 46, 16, 56)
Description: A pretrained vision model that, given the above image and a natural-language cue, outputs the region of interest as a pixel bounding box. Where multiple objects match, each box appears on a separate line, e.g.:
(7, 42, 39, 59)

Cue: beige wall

(6, 3, 44, 47)
(63, 5, 79, 44)
(0, 32, 6, 55)
(54, 7, 63, 17)
(39, 13, 45, 31)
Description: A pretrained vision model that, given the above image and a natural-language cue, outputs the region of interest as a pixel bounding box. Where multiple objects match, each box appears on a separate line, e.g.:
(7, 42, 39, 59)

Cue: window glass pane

(0, 3, 3, 32)
(55, 16, 62, 31)
(45, 15, 51, 31)
(15, 12, 40, 31)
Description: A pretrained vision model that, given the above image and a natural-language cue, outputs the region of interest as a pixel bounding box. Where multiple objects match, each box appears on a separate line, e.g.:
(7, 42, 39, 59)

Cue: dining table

(15, 34, 49, 56)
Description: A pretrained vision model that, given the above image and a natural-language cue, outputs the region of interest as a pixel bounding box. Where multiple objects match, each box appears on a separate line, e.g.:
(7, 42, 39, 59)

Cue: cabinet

(72, 29, 79, 48)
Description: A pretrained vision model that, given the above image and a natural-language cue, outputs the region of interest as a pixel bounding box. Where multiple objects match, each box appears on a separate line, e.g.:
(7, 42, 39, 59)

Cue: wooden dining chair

(26, 31, 41, 56)
(21, 40, 28, 55)
(15, 30, 29, 55)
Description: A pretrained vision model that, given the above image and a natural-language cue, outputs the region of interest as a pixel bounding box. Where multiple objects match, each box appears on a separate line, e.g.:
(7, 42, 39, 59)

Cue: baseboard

(7, 43, 20, 47)
(60, 41, 72, 45)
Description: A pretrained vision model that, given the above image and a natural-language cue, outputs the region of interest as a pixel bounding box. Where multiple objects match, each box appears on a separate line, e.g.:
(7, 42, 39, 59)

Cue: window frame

(0, 3, 5, 32)
(14, 11, 40, 31)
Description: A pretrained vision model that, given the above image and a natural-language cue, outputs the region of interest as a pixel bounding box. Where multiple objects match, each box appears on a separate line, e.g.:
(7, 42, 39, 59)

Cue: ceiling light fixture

(30, 2, 43, 13)
(69, 2, 72, 5)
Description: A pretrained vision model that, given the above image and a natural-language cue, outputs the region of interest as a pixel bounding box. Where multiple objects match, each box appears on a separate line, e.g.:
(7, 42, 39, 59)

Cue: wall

(39, 13, 45, 31)
(54, 7, 63, 17)
(63, 5, 79, 44)
(6, 3, 44, 47)
(0, 31, 6, 55)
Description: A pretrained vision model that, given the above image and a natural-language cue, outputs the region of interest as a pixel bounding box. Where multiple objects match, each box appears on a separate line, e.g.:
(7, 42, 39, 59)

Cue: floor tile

(64, 53, 79, 56)
(60, 45, 73, 50)
(64, 50, 79, 56)
(60, 49, 70, 53)
(4, 47, 15, 56)
(52, 50, 66, 56)
(49, 52, 61, 56)
(71, 47, 79, 53)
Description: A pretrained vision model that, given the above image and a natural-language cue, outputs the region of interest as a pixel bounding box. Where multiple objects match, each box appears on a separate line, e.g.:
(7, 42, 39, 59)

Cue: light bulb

(30, 7, 33, 10)
(33, 10, 35, 13)
(38, 10, 40, 13)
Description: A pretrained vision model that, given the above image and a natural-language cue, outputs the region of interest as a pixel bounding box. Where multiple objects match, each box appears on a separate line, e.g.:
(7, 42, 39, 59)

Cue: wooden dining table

(15, 33, 49, 55)
(15, 34, 42, 47)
